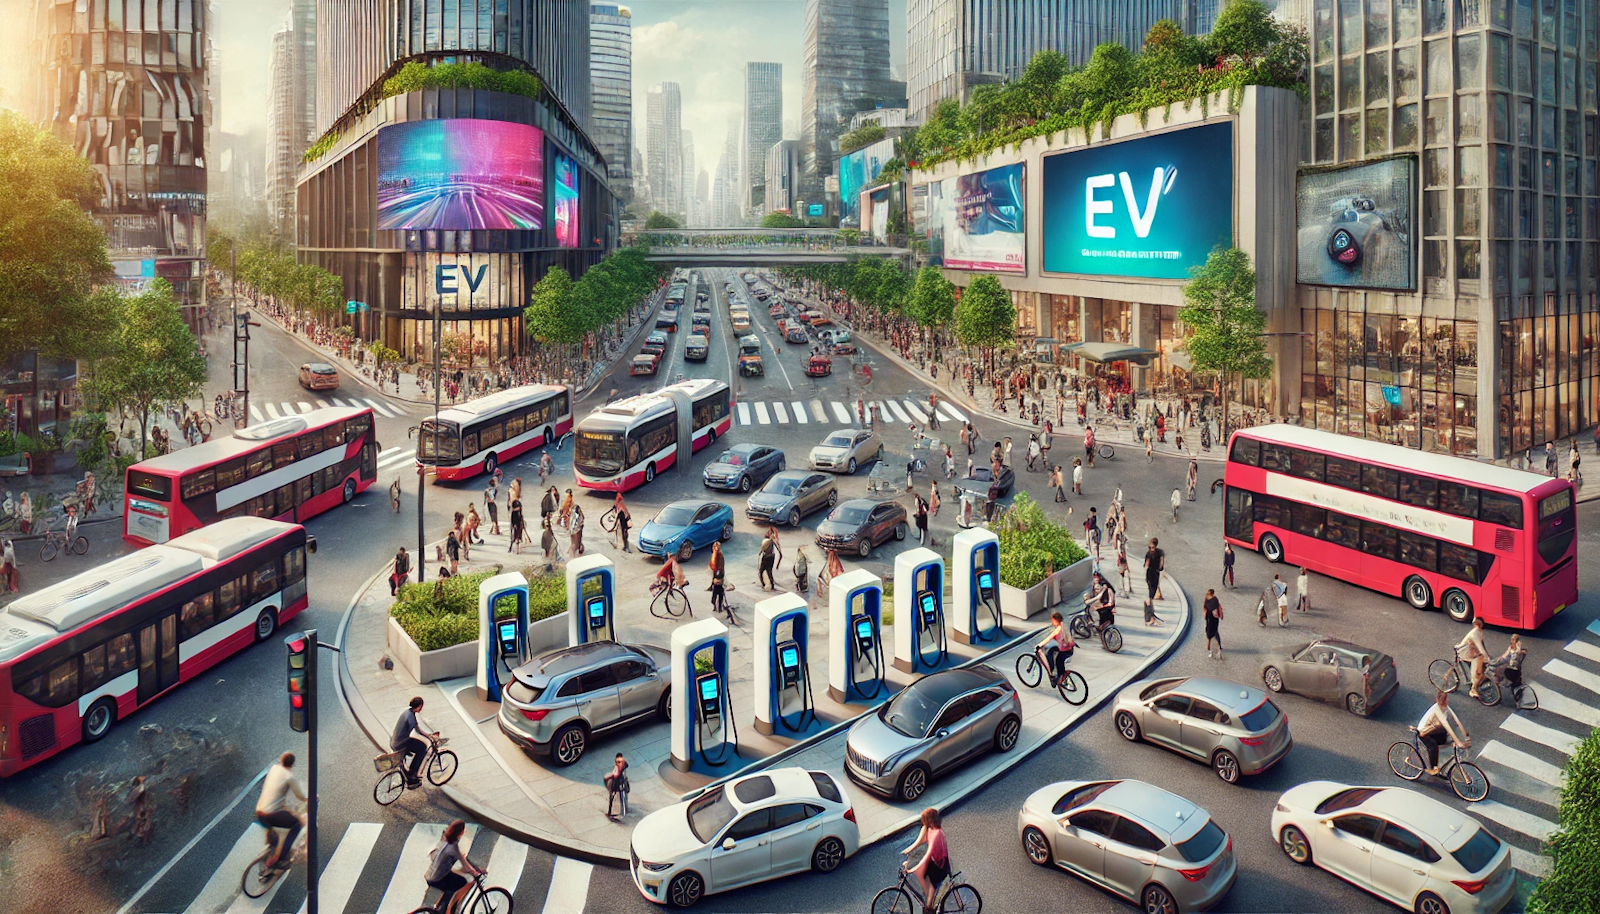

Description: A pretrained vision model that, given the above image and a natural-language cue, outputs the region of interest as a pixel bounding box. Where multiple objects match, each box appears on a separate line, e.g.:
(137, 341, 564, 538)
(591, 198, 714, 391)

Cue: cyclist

(1036, 611, 1075, 688)
(64, 504, 80, 544)
(613, 492, 632, 553)
(652, 554, 687, 597)
(392, 697, 441, 790)
(1417, 691, 1469, 777)
(255, 752, 307, 871)
(901, 807, 950, 908)
(1087, 572, 1117, 632)
(1491, 633, 1527, 692)
(1455, 617, 1491, 698)
(425, 819, 485, 914)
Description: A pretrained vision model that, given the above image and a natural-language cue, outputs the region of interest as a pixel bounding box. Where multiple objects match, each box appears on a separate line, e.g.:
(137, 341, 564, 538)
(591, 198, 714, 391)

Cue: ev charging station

(476, 572, 529, 702)
(566, 554, 616, 646)
(952, 528, 1004, 645)
(670, 617, 740, 772)
(893, 547, 948, 674)
(827, 569, 885, 704)
(753, 594, 816, 736)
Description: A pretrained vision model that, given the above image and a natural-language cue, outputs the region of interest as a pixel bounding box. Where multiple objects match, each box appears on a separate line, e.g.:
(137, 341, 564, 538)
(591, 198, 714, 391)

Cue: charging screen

(855, 618, 874, 641)
(780, 646, 799, 668)
(920, 593, 938, 622)
(496, 620, 518, 652)
(978, 571, 993, 590)
(699, 677, 720, 701)
(586, 597, 607, 627)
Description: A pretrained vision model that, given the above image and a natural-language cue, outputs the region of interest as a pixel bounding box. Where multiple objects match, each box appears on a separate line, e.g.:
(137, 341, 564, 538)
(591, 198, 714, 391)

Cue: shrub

(1528, 729, 1600, 914)
(995, 492, 1088, 590)
(390, 569, 501, 652)
(380, 61, 542, 101)
(522, 569, 567, 622)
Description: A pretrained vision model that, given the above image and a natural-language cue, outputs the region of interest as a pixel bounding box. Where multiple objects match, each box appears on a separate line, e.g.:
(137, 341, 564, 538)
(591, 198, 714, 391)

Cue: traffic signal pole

(286, 629, 328, 914)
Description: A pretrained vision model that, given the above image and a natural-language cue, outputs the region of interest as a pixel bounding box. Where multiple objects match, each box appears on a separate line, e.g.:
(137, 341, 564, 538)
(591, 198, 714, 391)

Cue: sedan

(1260, 638, 1398, 717)
(1019, 780, 1237, 913)
(785, 326, 810, 344)
(643, 331, 669, 356)
(631, 354, 660, 376)
(845, 665, 1021, 803)
(746, 471, 837, 527)
(703, 443, 785, 493)
(657, 309, 680, 331)
(639, 500, 735, 562)
(966, 464, 1015, 499)
(1112, 677, 1293, 783)
(498, 640, 670, 765)
(816, 498, 906, 559)
(808, 428, 882, 474)
(631, 767, 859, 908)
(1271, 782, 1514, 914)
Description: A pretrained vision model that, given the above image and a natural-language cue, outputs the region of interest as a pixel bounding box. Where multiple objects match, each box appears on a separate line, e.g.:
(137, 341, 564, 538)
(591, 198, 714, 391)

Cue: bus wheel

(1442, 588, 1474, 623)
(342, 478, 356, 503)
(644, 463, 656, 483)
(254, 608, 279, 642)
(483, 453, 498, 478)
(83, 698, 117, 743)
(1404, 576, 1434, 610)
(1259, 533, 1284, 563)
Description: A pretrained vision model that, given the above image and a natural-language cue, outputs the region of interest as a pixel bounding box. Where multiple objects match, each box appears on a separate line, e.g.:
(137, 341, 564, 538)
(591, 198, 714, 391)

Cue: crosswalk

(376, 446, 418, 473)
(736, 398, 966, 428)
(157, 819, 590, 914)
(249, 397, 410, 423)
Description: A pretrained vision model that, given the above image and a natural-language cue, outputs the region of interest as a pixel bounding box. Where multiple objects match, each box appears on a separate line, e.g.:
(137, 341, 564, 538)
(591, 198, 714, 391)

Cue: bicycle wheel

(1387, 741, 1425, 781)
(1516, 683, 1539, 710)
(940, 884, 982, 913)
(1100, 626, 1123, 653)
(471, 887, 514, 914)
(427, 750, 459, 786)
(1015, 652, 1042, 688)
(600, 509, 617, 533)
(70, 536, 88, 555)
(374, 769, 407, 806)
(1450, 761, 1490, 802)
(1097, 444, 1115, 460)
(39, 539, 58, 562)
(667, 588, 691, 618)
(1474, 677, 1501, 706)
(240, 849, 280, 899)
(1427, 659, 1461, 693)
(1068, 613, 1092, 640)
(870, 887, 917, 914)
(1057, 670, 1088, 706)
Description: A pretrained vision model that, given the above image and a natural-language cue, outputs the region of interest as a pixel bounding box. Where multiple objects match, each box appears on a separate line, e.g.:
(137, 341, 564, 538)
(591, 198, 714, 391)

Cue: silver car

(1019, 779, 1237, 913)
(498, 640, 671, 766)
(1112, 676, 1293, 784)
(808, 428, 882, 474)
(844, 665, 1021, 803)
(746, 470, 838, 526)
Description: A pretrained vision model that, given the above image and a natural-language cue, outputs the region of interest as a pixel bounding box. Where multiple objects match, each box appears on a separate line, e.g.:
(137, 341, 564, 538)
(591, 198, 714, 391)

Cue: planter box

(999, 556, 1096, 622)
(387, 617, 478, 684)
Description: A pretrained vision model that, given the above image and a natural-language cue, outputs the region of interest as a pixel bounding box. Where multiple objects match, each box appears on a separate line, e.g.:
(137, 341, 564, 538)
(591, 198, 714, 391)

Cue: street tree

(1178, 246, 1271, 441)
(759, 212, 806, 229)
(953, 275, 1016, 375)
(643, 211, 680, 230)
(1529, 729, 1600, 914)
(83, 280, 209, 456)
(907, 265, 958, 355)
(526, 266, 582, 346)
(874, 262, 912, 315)
(367, 341, 402, 375)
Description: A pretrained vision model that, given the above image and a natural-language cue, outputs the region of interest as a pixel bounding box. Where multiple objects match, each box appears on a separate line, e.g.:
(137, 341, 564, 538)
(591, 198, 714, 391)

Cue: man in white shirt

(1455, 617, 1490, 698)
(1417, 692, 1469, 776)
(256, 752, 307, 869)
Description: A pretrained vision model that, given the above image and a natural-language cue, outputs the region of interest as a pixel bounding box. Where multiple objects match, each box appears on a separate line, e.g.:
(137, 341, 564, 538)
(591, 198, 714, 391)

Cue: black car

(703, 443, 786, 492)
(816, 498, 908, 559)
(967, 465, 1015, 499)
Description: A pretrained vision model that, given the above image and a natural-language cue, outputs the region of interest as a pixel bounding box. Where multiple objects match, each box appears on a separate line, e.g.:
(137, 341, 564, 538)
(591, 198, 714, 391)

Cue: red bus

(574, 379, 732, 492)
(416, 384, 572, 481)
(0, 518, 312, 776)
(124, 407, 378, 545)
(1222, 425, 1577, 630)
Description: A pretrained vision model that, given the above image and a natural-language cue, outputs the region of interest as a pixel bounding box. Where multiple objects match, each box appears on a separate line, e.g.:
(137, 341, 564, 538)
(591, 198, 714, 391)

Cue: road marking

(363, 398, 398, 418)
(773, 402, 789, 423)
(1470, 799, 1558, 843)
(737, 402, 752, 425)
(376, 824, 477, 914)
(183, 825, 273, 914)
(293, 822, 382, 914)
(540, 858, 594, 914)
(884, 400, 910, 423)
(1563, 639, 1600, 664)
(378, 450, 416, 470)
(250, 405, 264, 421)
(903, 400, 929, 423)
(1479, 739, 1568, 788)
(1542, 657, 1600, 694)
(1500, 713, 1580, 755)
(297, 402, 313, 414)
(1535, 686, 1600, 728)
(330, 397, 349, 407)
(486, 837, 529, 897)
(116, 766, 273, 914)
(316, 399, 331, 408)
(1507, 845, 1551, 878)
(811, 400, 828, 422)
(791, 401, 808, 424)
(941, 402, 967, 421)
(755, 402, 771, 424)
(265, 402, 283, 419)
(830, 401, 852, 423)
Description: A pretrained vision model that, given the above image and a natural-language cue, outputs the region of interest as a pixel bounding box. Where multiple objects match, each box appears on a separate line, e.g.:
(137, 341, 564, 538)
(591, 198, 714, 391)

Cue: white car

(1270, 781, 1514, 914)
(630, 767, 860, 907)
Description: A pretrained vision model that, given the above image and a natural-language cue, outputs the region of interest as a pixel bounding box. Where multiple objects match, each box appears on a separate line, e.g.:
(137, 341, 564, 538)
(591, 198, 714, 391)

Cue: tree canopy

(759, 212, 806, 229)
(643, 211, 681, 230)
(83, 280, 208, 455)
(907, 265, 957, 331)
(1179, 247, 1271, 436)
(953, 275, 1017, 356)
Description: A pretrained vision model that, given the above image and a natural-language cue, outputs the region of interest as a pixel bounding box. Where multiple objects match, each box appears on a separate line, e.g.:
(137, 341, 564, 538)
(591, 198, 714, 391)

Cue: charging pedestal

(893, 548, 948, 674)
(827, 569, 885, 704)
(476, 573, 529, 702)
(952, 528, 1004, 645)
(753, 594, 815, 736)
(670, 618, 740, 772)
(566, 554, 616, 646)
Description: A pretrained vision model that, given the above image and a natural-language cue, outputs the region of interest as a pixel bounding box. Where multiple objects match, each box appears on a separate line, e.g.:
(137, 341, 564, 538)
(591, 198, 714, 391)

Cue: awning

(1069, 342, 1159, 365)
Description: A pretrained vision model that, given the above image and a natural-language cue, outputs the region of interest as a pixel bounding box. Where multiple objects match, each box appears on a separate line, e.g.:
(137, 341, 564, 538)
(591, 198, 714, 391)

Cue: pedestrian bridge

(627, 228, 910, 266)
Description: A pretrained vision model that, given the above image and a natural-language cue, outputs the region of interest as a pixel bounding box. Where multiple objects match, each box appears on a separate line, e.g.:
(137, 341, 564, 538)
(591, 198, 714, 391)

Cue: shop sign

(404, 252, 523, 312)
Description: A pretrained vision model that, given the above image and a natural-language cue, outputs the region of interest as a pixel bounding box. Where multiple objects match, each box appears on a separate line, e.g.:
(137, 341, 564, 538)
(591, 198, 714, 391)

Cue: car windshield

(881, 682, 943, 737)
(1238, 700, 1280, 732)
(717, 451, 746, 467)
(687, 787, 738, 844)
(1174, 821, 1225, 863)
(1449, 827, 1502, 874)
(824, 432, 853, 446)
(654, 505, 698, 526)
(830, 505, 871, 524)
(311, 365, 336, 375)
(765, 478, 801, 497)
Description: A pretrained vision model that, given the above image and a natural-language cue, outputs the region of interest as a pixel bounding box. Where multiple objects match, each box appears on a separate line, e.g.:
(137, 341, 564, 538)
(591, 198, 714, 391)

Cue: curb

(442, 785, 630, 868)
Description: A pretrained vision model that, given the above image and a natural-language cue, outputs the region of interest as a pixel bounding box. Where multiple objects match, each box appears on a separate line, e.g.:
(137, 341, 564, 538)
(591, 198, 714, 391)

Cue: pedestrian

(758, 528, 778, 591)
(1273, 573, 1289, 626)
(1569, 439, 1583, 484)
(559, 488, 574, 528)
(1186, 457, 1198, 501)
(540, 515, 560, 562)
(958, 425, 970, 456)
(709, 542, 734, 623)
(1117, 543, 1131, 596)
(1026, 434, 1041, 471)
(1544, 440, 1556, 476)
(452, 512, 470, 561)
(1170, 487, 1181, 523)
(83, 471, 97, 515)
(604, 753, 630, 819)
(906, 457, 916, 494)
(1085, 425, 1096, 468)
(539, 450, 554, 486)
(508, 499, 526, 553)
(915, 496, 930, 546)
(1002, 436, 1013, 468)
(1222, 542, 1236, 589)
(484, 482, 501, 535)
(1051, 465, 1067, 503)
(857, 398, 866, 427)
(944, 445, 956, 480)
(445, 527, 461, 575)
(1040, 424, 1052, 465)
(1143, 538, 1166, 626)
(390, 546, 411, 595)
(1082, 507, 1099, 549)
(1072, 457, 1084, 496)
(928, 394, 941, 429)
(615, 495, 632, 553)
(929, 481, 941, 517)
(569, 503, 585, 556)
(1296, 566, 1311, 613)
(1203, 589, 1224, 659)
(509, 476, 522, 507)
(466, 504, 484, 545)
(1, 539, 15, 593)
(18, 492, 31, 535)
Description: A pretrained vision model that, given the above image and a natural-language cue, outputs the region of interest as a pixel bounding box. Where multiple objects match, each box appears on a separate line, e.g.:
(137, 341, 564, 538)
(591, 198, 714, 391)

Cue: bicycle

(1427, 647, 1501, 706)
(871, 866, 982, 914)
(1387, 726, 1490, 802)
(650, 580, 693, 619)
(374, 736, 458, 806)
(1015, 646, 1088, 705)
(1096, 443, 1115, 461)
(406, 871, 513, 914)
(40, 526, 88, 562)
(241, 805, 305, 899)
(1489, 666, 1538, 710)
(1068, 601, 1123, 652)
(600, 506, 618, 533)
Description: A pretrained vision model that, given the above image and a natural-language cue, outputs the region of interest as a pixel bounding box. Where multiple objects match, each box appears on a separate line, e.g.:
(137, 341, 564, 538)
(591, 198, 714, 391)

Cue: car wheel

(811, 836, 846, 874)
(667, 872, 704, 908)
(1346, 693, 1369, 716)
(552, 723, 587, 766)
(1404, 575, 1433, 610)
(1279, 825, 1312, 864)
(657, 689, 672, 721)
(858, 538, 872, 559)
(484, 453, 498, 478)
(1259, 532, 1284, 563)
(846, 458, 857, 474)
(739, 475, 751, 493)
(254, 608, 279, 642)
(678, 541, 695, 562)
(1021, 826, 1052, 866)
(1442, 588, 1474, 623)
(1115, 711, 1141, 741)
(83, 698, 117, 743)
(1213, 749, 1241, 783)
(719, 521, 733, 542)
(1263, 666, 1284, 692)
(644, 463, 656, 484)
(894, 522, 907, 541)
(896, 764, 930, 803)
(827, 490, 838, 508)
(993, 715, 1021, 751)
(788, 508, 802, 527)
(1142, 884, 1178, 914)
(1415, 891, 1451, 914)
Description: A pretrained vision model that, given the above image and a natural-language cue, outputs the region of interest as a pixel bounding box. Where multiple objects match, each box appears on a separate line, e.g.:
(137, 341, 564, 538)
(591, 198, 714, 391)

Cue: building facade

(266, 29, 297, 230)
(292, 0, 317, 147)
(590, 3, 632, 204)
(801, 0, 904, 192)
(744, 62, 783, 216)
(646, 81, 684, 218)
(765, 139, 802, 214)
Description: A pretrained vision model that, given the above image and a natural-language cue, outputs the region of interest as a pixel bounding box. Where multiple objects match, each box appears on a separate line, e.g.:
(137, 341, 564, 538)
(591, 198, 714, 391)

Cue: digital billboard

(837, 138, 895, 226)
(553, 153, 580, 248)
(376, 120, 545, 231)
(1295, 157, 1416, 290)
(944, 163, 1025, 274)
(869, 186, 891, 242)
(1041, 121, 1234, 280)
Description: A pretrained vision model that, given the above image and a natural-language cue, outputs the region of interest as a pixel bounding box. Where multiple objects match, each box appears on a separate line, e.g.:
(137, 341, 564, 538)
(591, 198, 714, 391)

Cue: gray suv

(746, 470, 838, 526)
(844, 665, 1021, 803)
(498, 640, 671, 766)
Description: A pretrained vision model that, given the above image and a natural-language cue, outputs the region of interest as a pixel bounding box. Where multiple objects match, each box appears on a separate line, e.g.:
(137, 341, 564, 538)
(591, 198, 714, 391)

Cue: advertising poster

(922, 179, 947, 265)
(869, 186, 891, 242)
(376, 120, 545, 231)
(837, 138, 895, 226)
(401, 252, 524, 313)
(1041, 121, 1234, 280)
(553, 153, 580, 248)
(945, 163, 1025, 274)
(1295, 157, 1416, 290)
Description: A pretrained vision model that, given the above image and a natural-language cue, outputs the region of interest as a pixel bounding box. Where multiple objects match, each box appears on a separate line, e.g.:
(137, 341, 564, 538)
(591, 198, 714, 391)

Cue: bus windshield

(417, 422, 461, 462)
(576, 430, 625, 475)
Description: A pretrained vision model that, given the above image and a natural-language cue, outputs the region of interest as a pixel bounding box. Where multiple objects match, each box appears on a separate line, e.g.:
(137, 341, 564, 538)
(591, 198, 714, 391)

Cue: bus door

(136, 614, 181, 704)
(1224, 488, 1253, 544)
(363, 440, 377, 479)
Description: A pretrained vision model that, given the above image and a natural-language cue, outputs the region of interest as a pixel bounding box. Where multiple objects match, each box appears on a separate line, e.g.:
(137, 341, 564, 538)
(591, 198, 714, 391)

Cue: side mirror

(306, 535, 318, 554)
(936, 728, 950, 740)
(721, 838, 737, 851)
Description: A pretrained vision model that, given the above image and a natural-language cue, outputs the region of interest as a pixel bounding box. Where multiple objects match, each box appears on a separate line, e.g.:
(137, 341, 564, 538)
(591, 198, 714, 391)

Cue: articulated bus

(574, 379, 732, 491)
(416, 384, 573, 481)
(0, 518, 312, 776)
(1222, 425, 1577, 629)
(124, 408, 378, 545)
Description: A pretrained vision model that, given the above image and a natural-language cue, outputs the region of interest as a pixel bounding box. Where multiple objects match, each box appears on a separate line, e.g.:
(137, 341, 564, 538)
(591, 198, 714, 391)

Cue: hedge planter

(387, 612, 574, 685)
(999, 556, 1095, 622)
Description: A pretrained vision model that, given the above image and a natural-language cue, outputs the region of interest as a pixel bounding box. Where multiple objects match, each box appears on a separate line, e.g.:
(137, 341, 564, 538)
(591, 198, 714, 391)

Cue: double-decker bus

(124, 407, 378, 545)
(1222, 425, 1577, 629)
(0, 518, 312, 776)
(416, 384, 572, 481)
(574, 379, 732, 491)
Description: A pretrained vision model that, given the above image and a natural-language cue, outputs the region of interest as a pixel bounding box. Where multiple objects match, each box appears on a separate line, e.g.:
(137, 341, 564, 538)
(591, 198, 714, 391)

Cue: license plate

(1553, 603, 1567, 615)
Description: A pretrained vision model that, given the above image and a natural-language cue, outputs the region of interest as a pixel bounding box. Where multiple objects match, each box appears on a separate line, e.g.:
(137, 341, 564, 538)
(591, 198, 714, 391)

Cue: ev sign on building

(1041, 121, 1234, 280)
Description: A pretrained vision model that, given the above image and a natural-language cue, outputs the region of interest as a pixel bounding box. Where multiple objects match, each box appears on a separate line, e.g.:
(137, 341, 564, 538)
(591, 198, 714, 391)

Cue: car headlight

(640, 861, 675, 872)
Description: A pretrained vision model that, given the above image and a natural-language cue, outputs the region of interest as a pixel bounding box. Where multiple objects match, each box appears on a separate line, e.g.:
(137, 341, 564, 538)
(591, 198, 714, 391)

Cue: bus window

(181, 469, 216, 500)
(218, 577, 245, 619)
(284, 546, 306, 583)
(1254, 494, 1287, 528)
(297, 477, 314, 504)
(555, 392, 570, 416)
(276, 483, 297, 511)
(1229, 438, 1260, 467)
(480, 423, 504, 448)
(297, 433, 321, 460)
(217, 458, 247, 488)
(462, 433, 479, 457)
(1224, 489, 1253, 541)
(1324, 456, 1361, 490)
(1397, 532, 1438, 571)
(45, 659, 79, 707)
(252, 562, 280, 601)
(1289, 449, 1325, 481)
(506, 412, 525, 437)
(181, 593, 216, 639)
(324, 425, 345, 449)
(128, 471, 172, 500)
(346, 415, 372, 439)
(1398, 474, 1438, 509)
(1361, 522, 1397, 560)
(1291, 504, 1327, 539)
(1439, 482, 1480, 518)
(1261, 445, 1290, 473)
(246, 449, 274, 479)
(1479, 491, 1524, 528)
(273, 441, 298, 466)
(1361, 465, 1399, 499)
(1325, 512, 1362, 549)
(81, 644, 108, 691)
(1439, 543, 1481, 582)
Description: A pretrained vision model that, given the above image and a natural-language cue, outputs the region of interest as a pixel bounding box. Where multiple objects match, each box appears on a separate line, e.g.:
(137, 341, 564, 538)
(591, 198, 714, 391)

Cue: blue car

(638, 499, 735, 562)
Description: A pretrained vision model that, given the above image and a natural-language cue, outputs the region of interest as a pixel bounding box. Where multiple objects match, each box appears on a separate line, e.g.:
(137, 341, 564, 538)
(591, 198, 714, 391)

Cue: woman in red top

(902, 807, 950, 906)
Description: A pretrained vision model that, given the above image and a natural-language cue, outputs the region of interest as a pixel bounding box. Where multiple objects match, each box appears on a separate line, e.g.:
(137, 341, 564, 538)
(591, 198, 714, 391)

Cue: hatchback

(1019, 779, 1237, 913)
(298, 362, 340, 390)
(816, 498, 906, 558)
(498, 640, 671, 765)
(703, 443, 785, 493)
(639, 499, 736, 562)
(631, 354, 660, 376)
(1112, 677, 1293, 783)
(746, 471, 837, 527)
(643, 331, 669, 356)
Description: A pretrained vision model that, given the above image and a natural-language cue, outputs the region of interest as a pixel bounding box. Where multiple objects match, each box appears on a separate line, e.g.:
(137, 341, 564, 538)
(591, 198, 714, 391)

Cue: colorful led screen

(376, 119, 545, 231)
(553, 153, 580, 248)
(944, 163, 1026, 274)
(1295, 157, 1416, 290)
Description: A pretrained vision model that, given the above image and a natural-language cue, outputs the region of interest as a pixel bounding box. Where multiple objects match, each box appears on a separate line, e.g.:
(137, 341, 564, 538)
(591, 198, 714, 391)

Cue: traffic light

(285, 630, 317, 732)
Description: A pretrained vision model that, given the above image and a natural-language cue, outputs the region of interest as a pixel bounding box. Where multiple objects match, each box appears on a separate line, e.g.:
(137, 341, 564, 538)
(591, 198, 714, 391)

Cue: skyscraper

(905, 0, 1186, 121)
(682, 129, 697, 224)
(266, 29, 297, 231)
(590, 4, 633, 204)
(801, 0, 902, 190)
(646, 81, 684, 218)
(764, 140, 802, 215)
(291, 0, 317, 147)
(744, 62, 783, 216)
